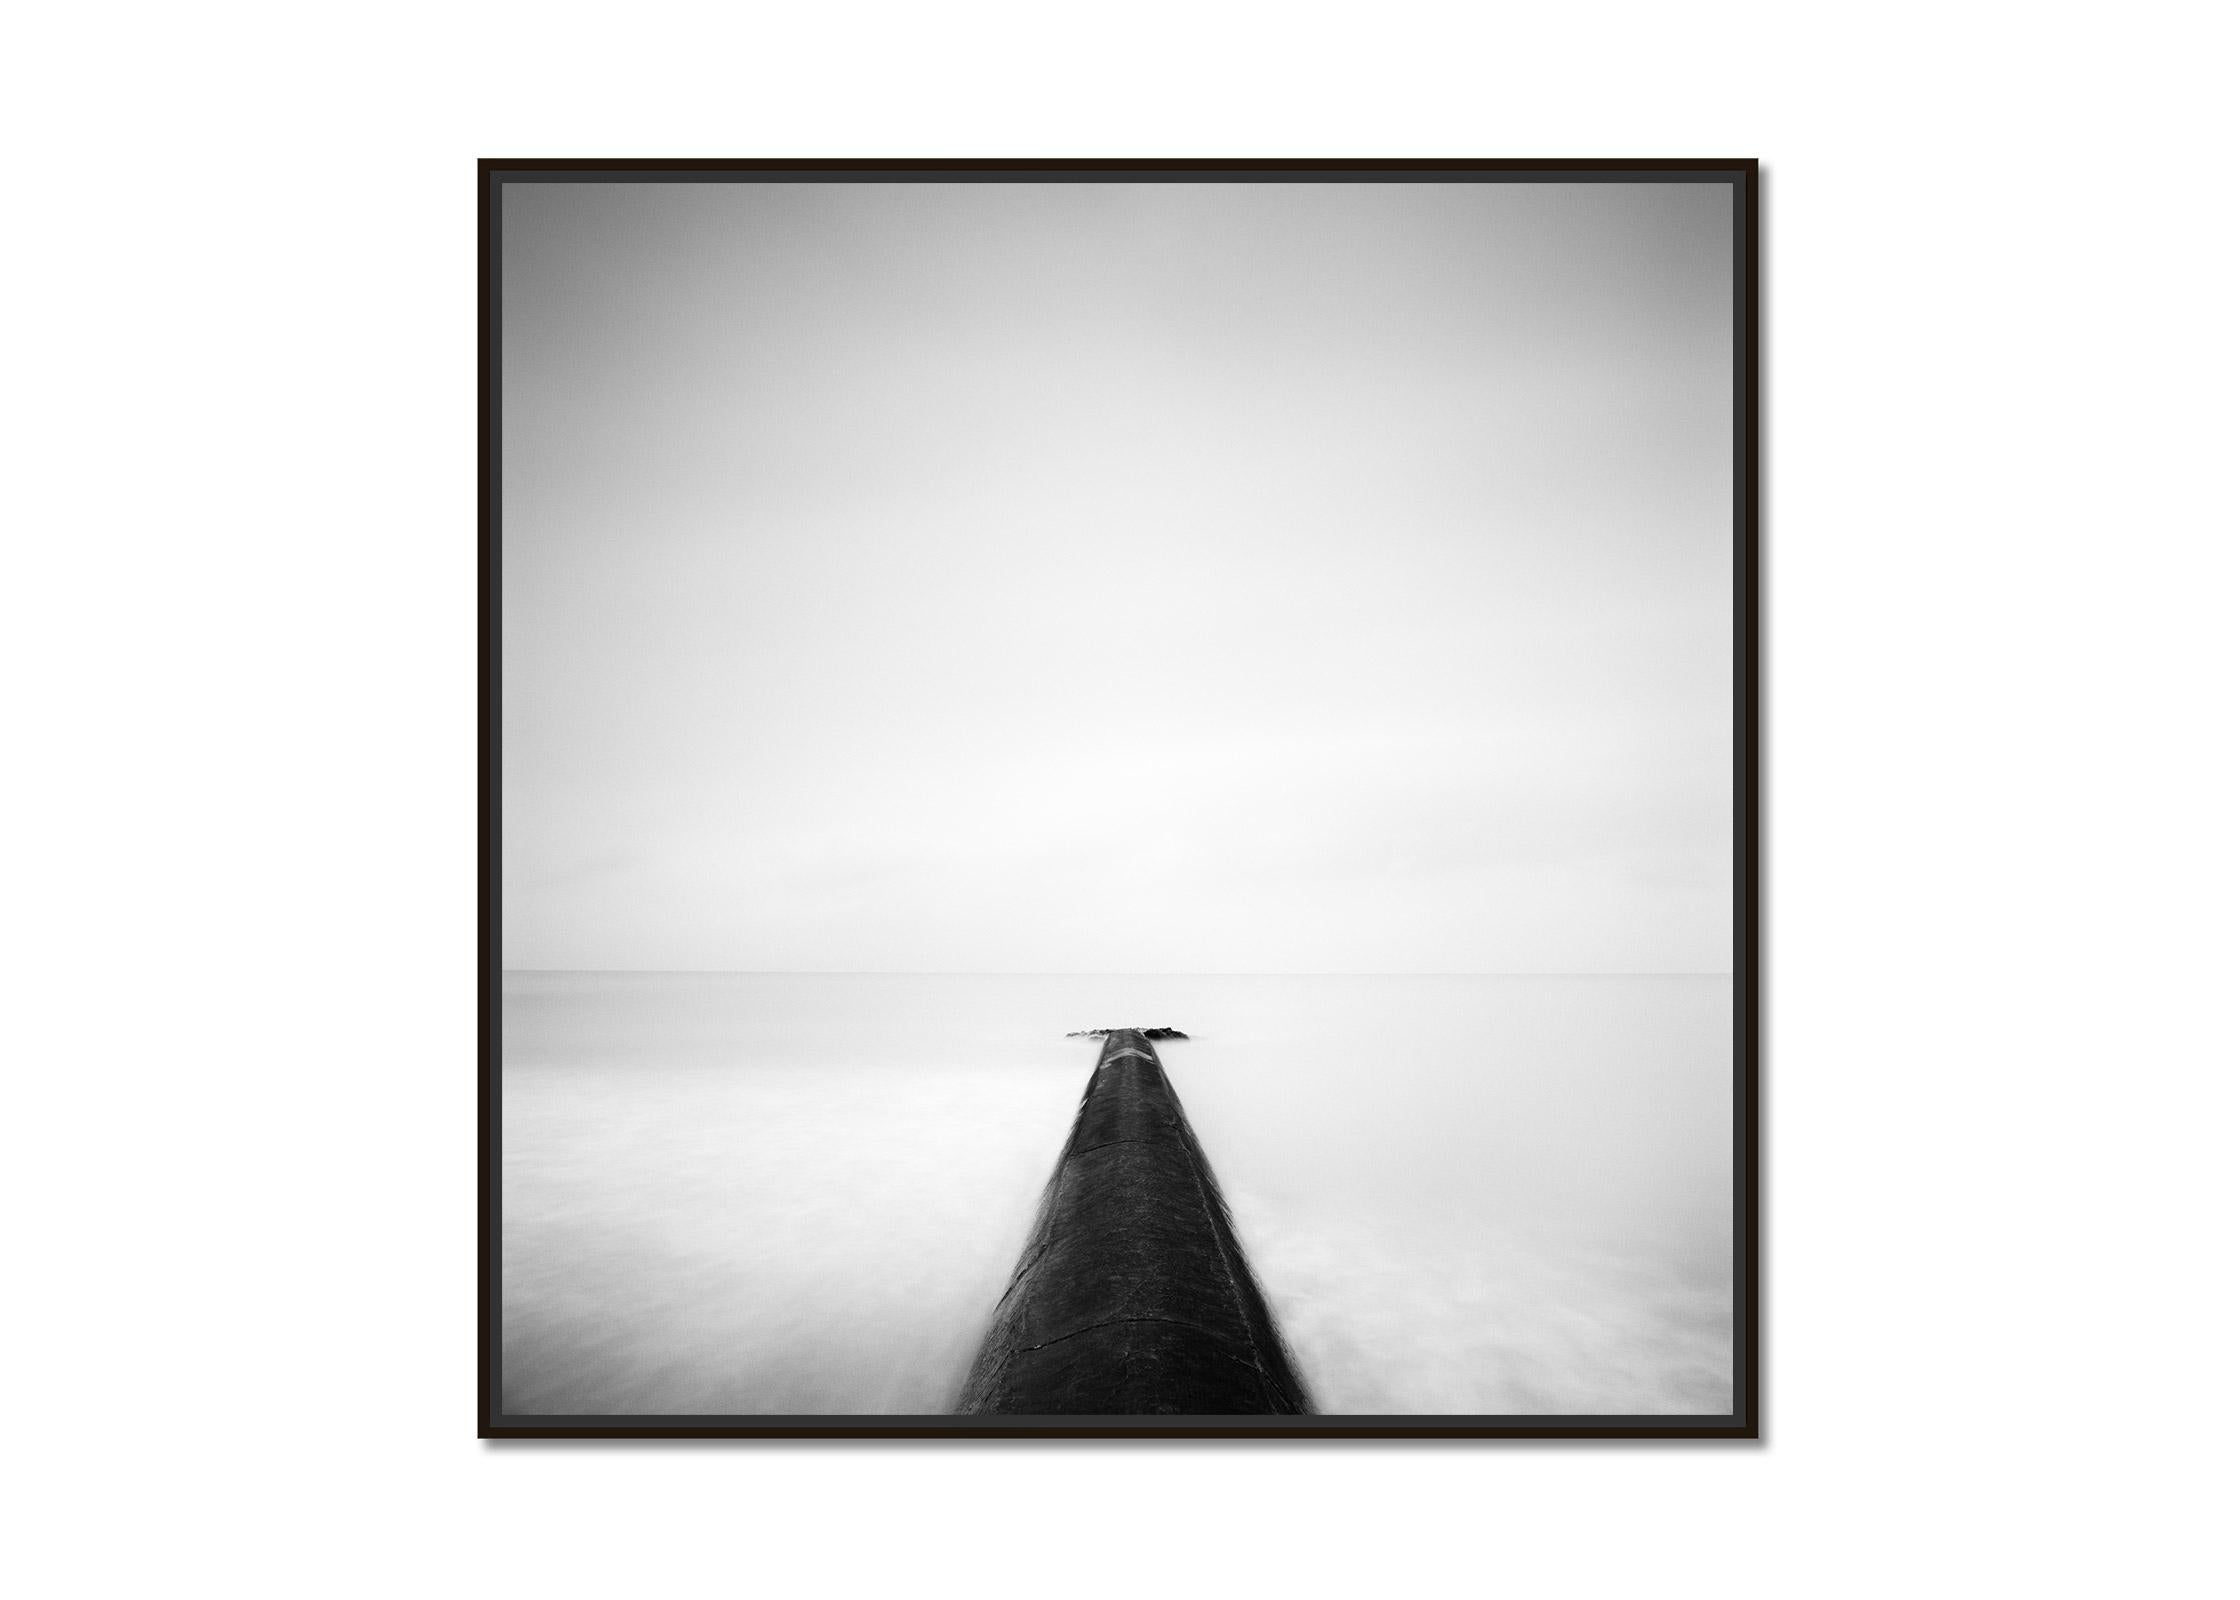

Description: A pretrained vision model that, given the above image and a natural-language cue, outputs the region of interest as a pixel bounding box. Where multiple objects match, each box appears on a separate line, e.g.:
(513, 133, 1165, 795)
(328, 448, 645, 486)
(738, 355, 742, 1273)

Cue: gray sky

(501, 180, 1733, 972)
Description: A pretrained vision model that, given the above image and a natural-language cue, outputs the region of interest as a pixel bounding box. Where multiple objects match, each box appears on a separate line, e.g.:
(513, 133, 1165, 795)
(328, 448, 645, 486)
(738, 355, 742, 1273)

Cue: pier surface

(957, 1029, 1309, 1414)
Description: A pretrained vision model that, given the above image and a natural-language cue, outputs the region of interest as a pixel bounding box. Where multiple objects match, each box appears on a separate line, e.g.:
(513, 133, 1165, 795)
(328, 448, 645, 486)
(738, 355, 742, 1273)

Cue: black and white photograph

(20, 0, 2240, 1590)
(485, 161, 1756, 1435)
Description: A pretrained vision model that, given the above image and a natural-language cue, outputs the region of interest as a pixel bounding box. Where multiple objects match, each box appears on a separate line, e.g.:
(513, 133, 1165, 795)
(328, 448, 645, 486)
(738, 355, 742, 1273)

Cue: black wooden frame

(478, 158, 1760, 1440)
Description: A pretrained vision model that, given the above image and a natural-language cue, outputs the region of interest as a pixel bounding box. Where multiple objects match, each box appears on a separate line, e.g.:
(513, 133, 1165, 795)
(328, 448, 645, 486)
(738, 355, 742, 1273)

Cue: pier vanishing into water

(957, 1029, 1310, 1414)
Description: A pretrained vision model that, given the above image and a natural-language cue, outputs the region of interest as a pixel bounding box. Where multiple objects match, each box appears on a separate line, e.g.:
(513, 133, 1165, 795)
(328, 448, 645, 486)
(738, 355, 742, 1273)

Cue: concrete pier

(957, 1029, 1309, 1414)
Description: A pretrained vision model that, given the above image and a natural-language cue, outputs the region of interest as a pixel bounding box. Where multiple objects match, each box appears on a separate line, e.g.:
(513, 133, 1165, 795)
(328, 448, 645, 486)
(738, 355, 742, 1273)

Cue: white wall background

(6, 3, 2235, 1597)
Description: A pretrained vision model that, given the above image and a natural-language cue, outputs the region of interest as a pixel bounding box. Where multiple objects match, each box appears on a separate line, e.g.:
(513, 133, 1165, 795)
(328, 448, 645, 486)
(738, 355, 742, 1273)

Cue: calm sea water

(500, 972, 1732, 1415)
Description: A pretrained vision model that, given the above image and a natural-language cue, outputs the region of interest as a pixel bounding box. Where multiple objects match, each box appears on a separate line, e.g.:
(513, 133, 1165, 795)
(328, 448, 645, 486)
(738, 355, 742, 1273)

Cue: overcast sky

(501, 179, 1733, 972)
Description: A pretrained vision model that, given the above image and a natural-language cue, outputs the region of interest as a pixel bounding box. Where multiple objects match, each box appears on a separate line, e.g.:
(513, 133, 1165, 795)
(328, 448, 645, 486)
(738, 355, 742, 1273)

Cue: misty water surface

(501, 972, 1731, 1415)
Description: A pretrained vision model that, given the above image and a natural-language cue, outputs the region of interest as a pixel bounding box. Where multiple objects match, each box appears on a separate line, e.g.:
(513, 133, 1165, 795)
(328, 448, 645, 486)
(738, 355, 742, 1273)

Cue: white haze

(502, 972, 1731, 1416)
(499, 180, 1734, 975)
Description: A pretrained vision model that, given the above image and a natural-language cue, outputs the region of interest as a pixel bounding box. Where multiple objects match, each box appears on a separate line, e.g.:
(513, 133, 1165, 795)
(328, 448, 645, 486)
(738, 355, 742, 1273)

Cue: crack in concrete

(1067, 1134, 1165, 1159)
(1010, 1314, 1248, 1359)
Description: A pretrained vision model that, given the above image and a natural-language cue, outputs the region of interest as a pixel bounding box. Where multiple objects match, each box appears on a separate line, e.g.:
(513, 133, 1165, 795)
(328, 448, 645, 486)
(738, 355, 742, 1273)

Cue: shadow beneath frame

(481, 1433, 1766, 1453)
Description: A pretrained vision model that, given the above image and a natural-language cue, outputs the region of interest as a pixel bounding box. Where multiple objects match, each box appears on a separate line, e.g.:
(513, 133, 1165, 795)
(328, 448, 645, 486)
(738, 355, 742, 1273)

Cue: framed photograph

(480, 159, 1758, 1439)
